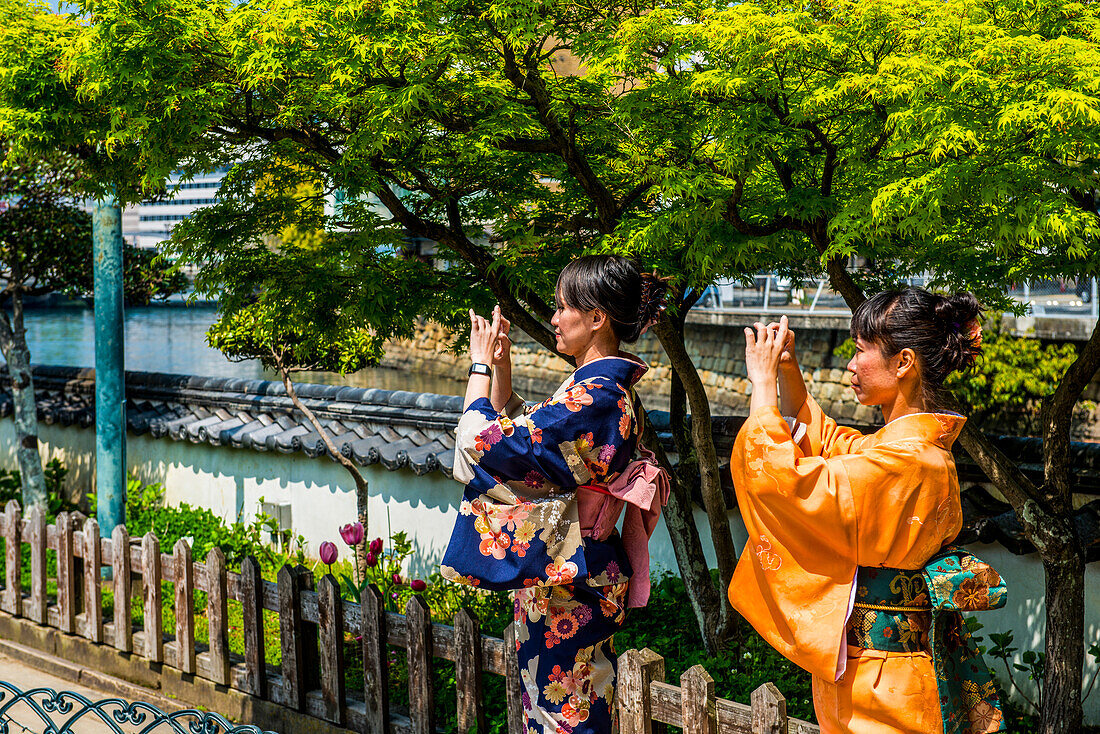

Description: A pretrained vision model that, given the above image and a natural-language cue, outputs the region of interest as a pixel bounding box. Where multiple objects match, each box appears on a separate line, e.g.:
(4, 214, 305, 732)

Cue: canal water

(2, 304, 471, 396)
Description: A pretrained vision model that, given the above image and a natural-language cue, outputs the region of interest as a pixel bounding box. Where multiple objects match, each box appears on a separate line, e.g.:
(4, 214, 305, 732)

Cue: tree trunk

(654, 372, 724, 654)
(653, 318, 738, 641)
(1040, 544, 1085, 734)
(0, 294, 47, 509)
(277, 361, 369, 573)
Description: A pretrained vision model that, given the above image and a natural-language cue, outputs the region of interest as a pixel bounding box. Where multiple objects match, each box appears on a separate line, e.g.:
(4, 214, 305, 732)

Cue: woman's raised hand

(493, 310, 512, 367)
(769, 316, 797, 370)
(469, 305, 503, 366)
(744, 317, 791, 386)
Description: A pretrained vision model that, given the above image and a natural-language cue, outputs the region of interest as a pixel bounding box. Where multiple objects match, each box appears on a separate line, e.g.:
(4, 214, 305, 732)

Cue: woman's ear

(896, 348, 918, 379)
(591, 308, 608, 333)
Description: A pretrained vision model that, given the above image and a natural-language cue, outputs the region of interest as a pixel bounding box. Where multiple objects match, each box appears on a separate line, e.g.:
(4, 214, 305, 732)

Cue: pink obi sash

(577, 447, 670, 608)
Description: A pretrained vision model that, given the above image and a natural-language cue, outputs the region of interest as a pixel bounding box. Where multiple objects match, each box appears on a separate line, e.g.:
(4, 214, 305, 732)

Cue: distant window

(172, 181, 222, 191)
(139, 214, 192, 222)
(145, 198, 218, 206)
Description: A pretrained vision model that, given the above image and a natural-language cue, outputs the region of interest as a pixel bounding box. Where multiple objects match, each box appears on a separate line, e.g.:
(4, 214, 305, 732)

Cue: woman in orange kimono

(730, 289, 1006, 734)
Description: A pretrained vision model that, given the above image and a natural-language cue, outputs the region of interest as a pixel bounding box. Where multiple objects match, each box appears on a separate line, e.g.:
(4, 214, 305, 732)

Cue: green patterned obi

(847, 548, 1008, 734)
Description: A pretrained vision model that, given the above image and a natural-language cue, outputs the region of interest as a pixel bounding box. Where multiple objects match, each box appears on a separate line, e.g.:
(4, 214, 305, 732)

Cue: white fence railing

(695, 275, 1100, 320)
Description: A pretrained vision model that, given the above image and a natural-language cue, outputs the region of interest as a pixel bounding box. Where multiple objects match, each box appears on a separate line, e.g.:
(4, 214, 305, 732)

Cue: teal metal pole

(93, 195, 126, 536)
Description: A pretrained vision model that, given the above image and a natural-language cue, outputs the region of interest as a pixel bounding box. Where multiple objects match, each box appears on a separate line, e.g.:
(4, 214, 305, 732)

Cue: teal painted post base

(92, 196, 126, 536)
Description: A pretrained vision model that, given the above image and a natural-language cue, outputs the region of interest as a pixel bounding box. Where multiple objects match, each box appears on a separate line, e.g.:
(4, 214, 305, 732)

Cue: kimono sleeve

(792, 393, 872, 458)
(728, 406, 930, 681)
(455, 377, 633, 491)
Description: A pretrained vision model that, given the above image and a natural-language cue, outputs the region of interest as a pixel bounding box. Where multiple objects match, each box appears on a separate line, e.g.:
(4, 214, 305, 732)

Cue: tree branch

(1042, 315, 1100, 515)
(495, 36, 620, 233)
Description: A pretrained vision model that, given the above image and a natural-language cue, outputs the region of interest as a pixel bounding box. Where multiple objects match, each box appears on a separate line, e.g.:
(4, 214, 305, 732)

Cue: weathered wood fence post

(454, 607, 486, 734)
(360, 584, 389, 734)
(83, 517, 103, 644)
(205, 547, 230, 686)
(28, 505, 46, 624)
(142, 532, 163, 662)
(278, 564, 306, 711)
(751, 683, 788, 734)
(317, 574, 345, 725)
(682, 665, 717, 734)
(111, 524, 132, 653)
(240, 555, 268, 698)
(619, 647, 667, 734)
(406, 594, 436, 734)
(2, 501, 21, 617)
(56, 512, 75, 634)
(174, 538, 196, 675)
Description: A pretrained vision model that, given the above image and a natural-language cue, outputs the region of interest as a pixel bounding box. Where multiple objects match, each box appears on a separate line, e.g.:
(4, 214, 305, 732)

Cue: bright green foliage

(603, 0, 1100, 302)
(177, 205, 473, 372)
(2, 0, 1097, 320)
(125, 475, 309, 568)
(0, 458, 76, 516)
(946, 319, 1079, 436)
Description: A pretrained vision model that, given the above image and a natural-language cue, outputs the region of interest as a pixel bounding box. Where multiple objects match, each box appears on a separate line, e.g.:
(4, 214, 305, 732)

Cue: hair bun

(939, 292, 983, 372)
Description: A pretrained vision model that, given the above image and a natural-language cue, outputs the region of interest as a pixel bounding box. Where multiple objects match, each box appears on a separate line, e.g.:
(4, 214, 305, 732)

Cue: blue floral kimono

(442, 355, 648, 734)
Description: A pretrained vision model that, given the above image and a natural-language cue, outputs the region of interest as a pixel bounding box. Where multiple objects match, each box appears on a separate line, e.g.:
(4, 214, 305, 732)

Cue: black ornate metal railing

(0, 681, 279, 734)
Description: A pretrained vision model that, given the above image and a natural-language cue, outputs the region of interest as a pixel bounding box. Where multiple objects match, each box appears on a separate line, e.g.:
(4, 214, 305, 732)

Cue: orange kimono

(729, 396, 970, 733)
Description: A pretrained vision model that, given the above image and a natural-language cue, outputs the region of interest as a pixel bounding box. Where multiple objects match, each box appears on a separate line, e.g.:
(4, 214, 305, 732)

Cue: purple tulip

(365, 551, 378, 567)
(410, 579, 427, 592)
(340, 522, 364, 547)
(392, 573, 403, 585)
(319, 541, 338, 566)
(369, 537, 384, 554)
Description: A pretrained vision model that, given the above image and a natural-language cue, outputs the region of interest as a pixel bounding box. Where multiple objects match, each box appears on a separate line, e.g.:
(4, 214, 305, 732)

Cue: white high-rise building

(123, 168, 229, 249)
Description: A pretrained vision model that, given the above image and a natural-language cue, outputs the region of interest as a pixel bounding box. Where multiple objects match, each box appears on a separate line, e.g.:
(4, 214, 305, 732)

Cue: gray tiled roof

(0, 365, 461, 478)
(1, 365, 1098, 561)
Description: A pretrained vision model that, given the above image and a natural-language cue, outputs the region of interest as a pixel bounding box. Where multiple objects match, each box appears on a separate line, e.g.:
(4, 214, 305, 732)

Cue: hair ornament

(966, 316, 983, 351)
(639, 270, 672, 330)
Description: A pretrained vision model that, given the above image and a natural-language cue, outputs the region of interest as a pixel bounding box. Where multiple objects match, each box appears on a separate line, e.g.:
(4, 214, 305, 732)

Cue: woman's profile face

(847, 337, 902, 407)
(551, 293, 598, 357)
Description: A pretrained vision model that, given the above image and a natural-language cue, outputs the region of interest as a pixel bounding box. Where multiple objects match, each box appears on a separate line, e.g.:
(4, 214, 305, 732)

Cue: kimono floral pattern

(925, 549, 1008, 734)
(515, 571, 629, 734)
(441, 356, 648, 734)
(441, 356, 645, 591)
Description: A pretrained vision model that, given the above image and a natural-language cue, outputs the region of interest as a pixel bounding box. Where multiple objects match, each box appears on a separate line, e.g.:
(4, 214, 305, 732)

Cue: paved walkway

(0, 644, 182, 734)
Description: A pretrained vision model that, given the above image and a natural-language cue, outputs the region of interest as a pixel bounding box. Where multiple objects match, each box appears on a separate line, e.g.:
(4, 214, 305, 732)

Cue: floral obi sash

(847, 548, 1008, 734)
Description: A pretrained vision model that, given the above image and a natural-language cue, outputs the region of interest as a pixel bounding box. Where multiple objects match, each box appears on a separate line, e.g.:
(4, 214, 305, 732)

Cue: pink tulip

(410, 579, 427, 592)
(340, 522, 364, 547)
(319, 541, 338, 566)
(392, 573, 403, 585)
(369, 537, 384, 554)
(366, 551, 378, 567)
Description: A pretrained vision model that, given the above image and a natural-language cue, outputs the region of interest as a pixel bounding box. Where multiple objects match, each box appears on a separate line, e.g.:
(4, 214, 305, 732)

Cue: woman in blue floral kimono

(441, 255, 669, 734)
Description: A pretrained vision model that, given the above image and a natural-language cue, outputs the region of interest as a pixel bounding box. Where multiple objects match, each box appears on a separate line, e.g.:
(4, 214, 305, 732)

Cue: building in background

(122, 168, 228, 249)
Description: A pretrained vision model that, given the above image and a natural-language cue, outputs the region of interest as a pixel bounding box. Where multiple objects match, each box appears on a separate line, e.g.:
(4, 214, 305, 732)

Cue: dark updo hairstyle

(555, 255, 669, 344)
(850, 288, 983, 409)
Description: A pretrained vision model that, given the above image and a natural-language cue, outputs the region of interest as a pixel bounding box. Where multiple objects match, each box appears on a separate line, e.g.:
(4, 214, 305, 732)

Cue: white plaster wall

(0, 420, 461, 572)
(1, 417, 1097, 722)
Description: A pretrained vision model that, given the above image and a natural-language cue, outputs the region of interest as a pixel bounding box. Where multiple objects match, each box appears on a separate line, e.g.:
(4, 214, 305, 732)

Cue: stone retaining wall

(382, 318, 881, 424)
(382, 314, 1100, 439)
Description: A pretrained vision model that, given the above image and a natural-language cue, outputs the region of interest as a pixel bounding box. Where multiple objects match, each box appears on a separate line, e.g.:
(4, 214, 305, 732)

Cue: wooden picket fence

(0, 502, 818, 734)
